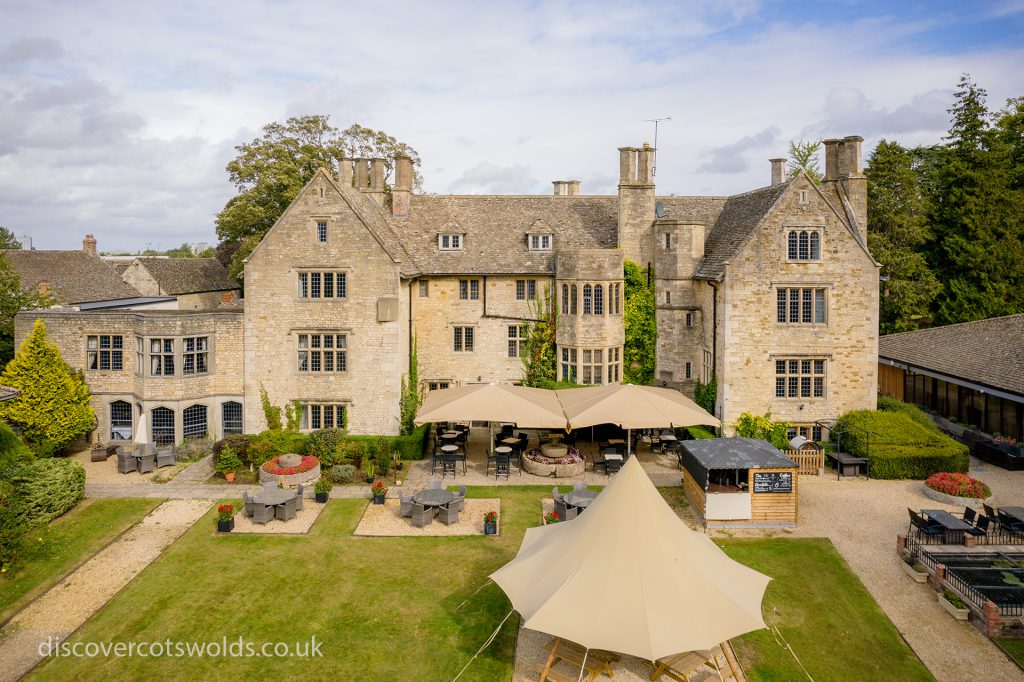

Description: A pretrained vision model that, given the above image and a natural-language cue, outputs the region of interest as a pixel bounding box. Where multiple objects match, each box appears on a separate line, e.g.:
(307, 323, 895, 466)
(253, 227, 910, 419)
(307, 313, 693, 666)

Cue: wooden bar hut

(680, 438, 799, 528)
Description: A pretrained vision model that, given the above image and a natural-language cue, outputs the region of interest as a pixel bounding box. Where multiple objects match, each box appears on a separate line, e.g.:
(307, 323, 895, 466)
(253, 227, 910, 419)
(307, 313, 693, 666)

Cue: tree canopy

(0, 227, 21, 250)
(215, 115, 422, 279)
(786, 139, 822, 183)
(0, 253, 54, 370)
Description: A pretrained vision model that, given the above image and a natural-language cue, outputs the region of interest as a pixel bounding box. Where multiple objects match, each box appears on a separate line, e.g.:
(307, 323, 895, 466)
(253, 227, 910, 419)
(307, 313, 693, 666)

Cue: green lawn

(28, 488, 928, 681)
(1, 498, 162, 624)
(994, 638, 1024, 670)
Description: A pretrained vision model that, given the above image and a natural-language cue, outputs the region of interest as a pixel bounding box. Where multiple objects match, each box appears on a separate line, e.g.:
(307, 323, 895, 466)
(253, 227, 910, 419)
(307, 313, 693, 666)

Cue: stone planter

(901, 560, 928, 583)
(258, 462, 321, 487)
(938, 593, 970, 621)
(541, 444, 568, 458)
(217, 518, 234, 533)
(315, 491, 329, 504)
(921, 484, 992, 509)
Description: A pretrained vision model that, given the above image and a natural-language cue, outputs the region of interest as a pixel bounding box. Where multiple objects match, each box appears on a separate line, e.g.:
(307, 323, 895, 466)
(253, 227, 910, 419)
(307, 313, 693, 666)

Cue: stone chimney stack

(38, 280, 50, 297)
(617, 143, 656, 267)
(552, 180, 581, 196)
(637, 143, 654, 184)
(354, 159, 370, 190)
(823, 136, 866, 243)
(83, 234, 97, 254)
(366, 158, 386, 207)
(823, 139, 841, 181)
(392, 156, 413, 218)
(339, 157, 354, 188)
(770, 158, 787, 186)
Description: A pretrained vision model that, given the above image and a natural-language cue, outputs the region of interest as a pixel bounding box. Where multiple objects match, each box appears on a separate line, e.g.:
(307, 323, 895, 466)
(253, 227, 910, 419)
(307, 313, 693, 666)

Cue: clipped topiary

(9, 458, 85, 525)
(329, 464, 356, 484)
(0, 320, 94, 455)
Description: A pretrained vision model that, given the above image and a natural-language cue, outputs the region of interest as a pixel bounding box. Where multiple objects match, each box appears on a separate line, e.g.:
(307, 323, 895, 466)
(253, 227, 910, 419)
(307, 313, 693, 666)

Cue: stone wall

(653, 220, 706, 394)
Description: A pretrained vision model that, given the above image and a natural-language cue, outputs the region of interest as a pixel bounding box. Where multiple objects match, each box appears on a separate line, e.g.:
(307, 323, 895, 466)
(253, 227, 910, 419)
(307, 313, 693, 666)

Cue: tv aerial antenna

(643, 117, 671, 176)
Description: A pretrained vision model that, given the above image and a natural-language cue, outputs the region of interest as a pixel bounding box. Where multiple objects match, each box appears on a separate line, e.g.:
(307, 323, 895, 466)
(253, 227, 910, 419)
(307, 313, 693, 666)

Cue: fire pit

(522, 447, 585, 477)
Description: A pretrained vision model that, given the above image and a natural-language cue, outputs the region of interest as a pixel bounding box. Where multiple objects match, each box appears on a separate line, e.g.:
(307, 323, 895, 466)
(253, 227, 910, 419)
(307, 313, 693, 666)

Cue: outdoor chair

(411, 503, 433, 528)
(427, 479, 444, 490)
(251, 503, 273, 525)
(984, 503, 998, 519)
(116, 449, 136, 474)
(276, 496, 297, 522)
(450, 485, 466, 512)
(242, 491, 255, 517)
(398, 490, 414, 517)
(592, 453, 607, 475)
(137, 453, 156, 474)
(552, 486, 563, 502)
(441, 453, 457, 479)
(294, 484, 304, 511)
(495, 453, 510, 480)
(908, 509, 943, 541)
(968, 515, 990, 539)
(156, 448, 175, 468)
(438, 505, 460, 525)
(486, 451, 497, 476)
(963, 507, 977, 524)
(998, 511, 1024, 533)
(554, 496, 569, 521)
(606, 458, 622, 474)
(499, 424, 514, 438)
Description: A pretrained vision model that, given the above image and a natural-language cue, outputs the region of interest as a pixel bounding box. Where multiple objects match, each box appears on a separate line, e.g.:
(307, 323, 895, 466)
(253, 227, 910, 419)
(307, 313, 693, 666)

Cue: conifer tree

(0, 320, 94, 454)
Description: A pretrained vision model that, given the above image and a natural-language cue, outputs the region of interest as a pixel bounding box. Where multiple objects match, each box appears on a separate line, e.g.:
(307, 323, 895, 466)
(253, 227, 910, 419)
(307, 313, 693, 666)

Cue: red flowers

(926, 472, 992, 500)
(484, 511, 498, 524)
(261, 455, 319, 476)
(217, 504, 234, 521)
(544, 511, 560, 524)
(371, 481, 388, 496)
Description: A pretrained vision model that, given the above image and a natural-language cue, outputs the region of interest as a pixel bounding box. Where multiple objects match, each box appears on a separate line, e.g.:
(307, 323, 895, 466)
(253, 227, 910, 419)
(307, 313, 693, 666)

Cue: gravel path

(0, 499, 210, 681)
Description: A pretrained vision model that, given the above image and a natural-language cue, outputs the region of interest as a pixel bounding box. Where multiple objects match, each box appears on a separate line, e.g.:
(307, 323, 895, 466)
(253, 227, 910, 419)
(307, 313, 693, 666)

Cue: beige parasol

(490, 455, 769, 661)
(413, 383, 567, 429)
(133, 411, 149, 447)
(556, 383, 719, 431)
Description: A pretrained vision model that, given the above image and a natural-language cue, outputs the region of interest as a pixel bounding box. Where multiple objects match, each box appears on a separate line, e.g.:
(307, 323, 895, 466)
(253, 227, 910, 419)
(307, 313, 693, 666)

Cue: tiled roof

(133, 257, 239, 294)
(2, 250, 141, 304)
(0, 385, 19, 402)
(879, 314, 1024, 396)
(695, 182, 792, 280)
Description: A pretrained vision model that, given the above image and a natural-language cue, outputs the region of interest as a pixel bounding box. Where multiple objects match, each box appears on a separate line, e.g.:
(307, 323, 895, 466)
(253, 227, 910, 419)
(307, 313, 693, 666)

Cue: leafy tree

(0, 227, 21, 250)
(786, 139, 822, 183)
(733, 411, 791, 450)
(165, 243, 196, 258)
(623, 261, 656, 385)
(522, 286, 558, 387)
(216, 115, 422, 279)
(196, 247, 216, 258)
(0, 320, 94, 455)
(0, 253, 54, 369)
(693, 373, 717, 417)
(865, 141, 943, 333)
(399, 337, 422, 435)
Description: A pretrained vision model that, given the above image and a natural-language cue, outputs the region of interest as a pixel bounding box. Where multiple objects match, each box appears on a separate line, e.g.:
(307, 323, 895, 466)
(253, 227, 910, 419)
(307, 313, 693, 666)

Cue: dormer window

(529, 234, 552, 251)
(439, 234, 462, 251)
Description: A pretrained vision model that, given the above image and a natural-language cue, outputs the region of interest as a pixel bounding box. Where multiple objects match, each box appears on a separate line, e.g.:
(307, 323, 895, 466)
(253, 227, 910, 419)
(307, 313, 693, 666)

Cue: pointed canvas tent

(413, 384, 566, 429)
(490, 456, 769, 661)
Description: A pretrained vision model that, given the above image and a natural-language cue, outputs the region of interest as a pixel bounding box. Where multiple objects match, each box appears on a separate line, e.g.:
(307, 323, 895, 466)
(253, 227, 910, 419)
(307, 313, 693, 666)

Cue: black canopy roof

(681, 438, 797, 490)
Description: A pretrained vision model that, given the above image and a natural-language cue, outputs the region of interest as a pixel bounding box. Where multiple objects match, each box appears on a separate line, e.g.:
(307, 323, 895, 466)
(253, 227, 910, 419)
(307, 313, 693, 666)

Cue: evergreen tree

(0, 253, 54, 370)
(399, 337, 421, 435)
(0, 320, 94, 455)
(0, 227, 21, 249)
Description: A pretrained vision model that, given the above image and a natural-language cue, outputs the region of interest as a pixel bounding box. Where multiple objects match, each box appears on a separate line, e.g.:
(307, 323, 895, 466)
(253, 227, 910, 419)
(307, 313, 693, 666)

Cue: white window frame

(529, 234, 552, 251)
(439, 234, 463, 251)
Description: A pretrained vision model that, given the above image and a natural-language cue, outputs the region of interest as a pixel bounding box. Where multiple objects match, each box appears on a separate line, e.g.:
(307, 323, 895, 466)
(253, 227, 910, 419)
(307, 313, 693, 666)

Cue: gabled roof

(131, 257, 238, 295)
(879, 314, 1024, 397)
(694, 182, 791, 280)
(2, 250, 140, 304)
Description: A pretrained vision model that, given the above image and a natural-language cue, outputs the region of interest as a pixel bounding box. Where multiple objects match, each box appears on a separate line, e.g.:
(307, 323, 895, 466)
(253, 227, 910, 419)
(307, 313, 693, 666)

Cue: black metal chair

(592, 452, 608, 475)
(998, 511, 1024, 533)
(495, 453, 510, 480)
(908, 509, 944, 543)
(963, 507, 977, 524)
(967, 515, 990, 539)
(441, 453, 457, 479)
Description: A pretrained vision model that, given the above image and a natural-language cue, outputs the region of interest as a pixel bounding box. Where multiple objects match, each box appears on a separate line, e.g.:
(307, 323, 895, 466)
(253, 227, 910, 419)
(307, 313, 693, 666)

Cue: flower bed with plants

(258, 454, 320, 485)
(923, 472, 993, 508)
(523, 447, 585, 477)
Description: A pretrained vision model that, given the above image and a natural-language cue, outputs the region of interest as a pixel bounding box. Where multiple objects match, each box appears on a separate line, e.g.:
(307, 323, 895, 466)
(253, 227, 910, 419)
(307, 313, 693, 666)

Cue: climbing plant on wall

(399, 336, 421, 435)
(623, 260, 656, 385)
(522, 286, 558, 388)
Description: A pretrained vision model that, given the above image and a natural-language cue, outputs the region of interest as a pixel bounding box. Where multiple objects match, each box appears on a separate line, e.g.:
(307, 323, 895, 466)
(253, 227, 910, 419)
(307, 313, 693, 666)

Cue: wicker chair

(438, 505, 460, 525)
(398, 490, 415, 517)
(411, 503, 433, 528)
(117, 449, 136, 474)
(552, 486, 563, 502)
(242, 491, 255, 517)
(294, 485, 304, 511)
(427, 479, 443, 490)
(276, 496, 297, 522)
(137, 453, 156, 474)
(554, 496, 569, 521)
(156, 448, 175, 468)
(252, 503, 273, 525)
(450, 485, 467, 512)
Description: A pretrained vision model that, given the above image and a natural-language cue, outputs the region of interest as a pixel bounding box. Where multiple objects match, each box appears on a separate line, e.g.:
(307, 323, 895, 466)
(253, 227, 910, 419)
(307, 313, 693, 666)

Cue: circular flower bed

(258, 454, 321, 485)
(523, 447, 585, 477)
(926, 472, 991, 499)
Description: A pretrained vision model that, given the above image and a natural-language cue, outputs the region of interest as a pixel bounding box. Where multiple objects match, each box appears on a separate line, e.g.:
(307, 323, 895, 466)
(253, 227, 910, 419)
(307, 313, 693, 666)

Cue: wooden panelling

(878, 363, 905, 399)
(748, 467, 799, 524)
(682, 469, 706, 519)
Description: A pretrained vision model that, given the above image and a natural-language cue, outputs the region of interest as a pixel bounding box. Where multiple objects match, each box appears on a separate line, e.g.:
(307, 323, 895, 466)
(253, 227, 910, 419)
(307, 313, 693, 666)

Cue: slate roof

(391, 195, 729, 275)
(2, 250, 141, 304)
(681, 437, 798, 470)
(0, 385, 19, 402)
(133, 257, 238, 295)
(879, 314, 1024, 397)
(694, 182, 792, 280)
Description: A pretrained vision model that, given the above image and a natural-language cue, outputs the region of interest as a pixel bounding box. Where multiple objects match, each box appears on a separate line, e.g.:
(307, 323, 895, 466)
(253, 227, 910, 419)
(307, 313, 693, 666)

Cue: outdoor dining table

(440, 432, 459, 441)
(922, 509, 974, 542)
(564, 489, 598, 511)
(252, 489, 295, 506)
(500, 437, 519, 446)
(413, 489, 455, 509)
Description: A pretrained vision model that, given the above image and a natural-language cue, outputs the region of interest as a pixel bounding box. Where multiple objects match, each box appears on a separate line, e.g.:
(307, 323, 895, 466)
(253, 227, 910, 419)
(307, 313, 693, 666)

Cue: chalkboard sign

(752, 471, 793, 494)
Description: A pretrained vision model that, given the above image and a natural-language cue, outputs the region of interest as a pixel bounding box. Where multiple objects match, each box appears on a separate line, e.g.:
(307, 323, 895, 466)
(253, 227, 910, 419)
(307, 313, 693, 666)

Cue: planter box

(484, 521, 497, 536)
(974, 440, 1024, 471)
(217, 518, 234, 533)
(901, 561, 928, 583)
(939, 594, 970, 621)
(315, 491, 329, 503)
(372, 494, 386, 505)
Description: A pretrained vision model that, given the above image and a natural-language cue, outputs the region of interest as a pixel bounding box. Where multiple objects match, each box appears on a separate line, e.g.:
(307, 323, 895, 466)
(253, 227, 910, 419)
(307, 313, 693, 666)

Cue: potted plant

(90, 441, 109, 462)
(939, 589, 970, 621)
(484, 510, 498, 535)
(216, 504, 234, 532)
(314, 476, 332, 503)
(371, 480, 388, 504)
(544, 511, 560, 525)
(364, 459, 375, 484)
(901, 556, 928, 583)
(216, 446, 242, 483)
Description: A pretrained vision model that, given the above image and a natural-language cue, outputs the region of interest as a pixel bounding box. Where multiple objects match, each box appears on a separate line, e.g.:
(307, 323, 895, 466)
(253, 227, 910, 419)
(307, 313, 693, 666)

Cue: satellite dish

(655, 201, 665, 218)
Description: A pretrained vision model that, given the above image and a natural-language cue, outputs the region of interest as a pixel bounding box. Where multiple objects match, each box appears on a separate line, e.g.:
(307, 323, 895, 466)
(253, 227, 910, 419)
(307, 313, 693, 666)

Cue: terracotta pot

(224, 472, 235, 482)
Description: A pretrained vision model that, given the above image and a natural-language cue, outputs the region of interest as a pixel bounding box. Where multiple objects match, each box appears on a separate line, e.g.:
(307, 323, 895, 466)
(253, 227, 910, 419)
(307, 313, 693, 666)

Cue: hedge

(876, 396, 940, 432)
(686, 426, 716, 440)
(834, 410, 969, 479)
(331, 424, 429, 461)
(213, 434, 255, 468)
(9, 458, 85, 526)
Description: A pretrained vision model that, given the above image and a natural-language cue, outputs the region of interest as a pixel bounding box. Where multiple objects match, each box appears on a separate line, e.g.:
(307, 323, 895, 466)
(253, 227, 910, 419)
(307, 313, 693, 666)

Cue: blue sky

(0, 0, 1022, 251)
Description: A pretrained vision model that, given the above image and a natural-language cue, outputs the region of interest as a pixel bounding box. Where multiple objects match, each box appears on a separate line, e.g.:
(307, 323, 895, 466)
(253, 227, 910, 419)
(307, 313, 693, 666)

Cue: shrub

(734, 412, 791, 450)
(329, 464, 356, 484)
(8, 458, 85, 526)
(0, 319, 94, 454)
(926, 472, 991, 499)
(259, 383, 282, 431)
(877, 396, 939, 432)
(686, 425, 716, 440)
(175, 437, 214, 463)
(0, 421, 30, 470)
(304, 428, 348, 463)
(213, 434, 254, 467)
(834, 410, 969, 479)
(247, 430, 307, 468)
(331, 424, 430, 464)
(0, 478, 28, 570)
(215, 446, 242, 476)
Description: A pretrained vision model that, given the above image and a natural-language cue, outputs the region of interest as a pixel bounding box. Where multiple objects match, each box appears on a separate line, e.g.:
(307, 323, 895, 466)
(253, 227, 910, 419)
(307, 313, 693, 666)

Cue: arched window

(151, 407, 175, 446)
(787, 231, 798, 260)
(583, 285, 592, 315)
(570, 285, 578, 315)
(809, 232, 820, 260)
(109, 401, 132, 441)
(594, 284, 603, 315)
(183, 404, 208, 440)
(222, 401, 243, 437)
(561, 284, 569, 315)
(798, 231, 809, 260)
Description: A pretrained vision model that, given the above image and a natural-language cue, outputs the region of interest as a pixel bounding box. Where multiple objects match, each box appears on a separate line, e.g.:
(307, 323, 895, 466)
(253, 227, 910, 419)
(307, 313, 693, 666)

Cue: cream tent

(557, 383, 719, 431)
(490, 456, 769, 661)
(413, 384, 567, 429)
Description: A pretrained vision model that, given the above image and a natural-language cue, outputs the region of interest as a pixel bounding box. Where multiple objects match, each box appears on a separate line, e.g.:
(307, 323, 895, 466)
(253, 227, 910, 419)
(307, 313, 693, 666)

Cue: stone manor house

(14, 136, 879, 444)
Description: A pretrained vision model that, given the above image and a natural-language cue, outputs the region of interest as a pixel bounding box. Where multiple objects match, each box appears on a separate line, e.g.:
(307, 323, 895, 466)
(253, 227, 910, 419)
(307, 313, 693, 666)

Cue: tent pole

(577, 649, 589, 682)
(627, 428, 631, 458)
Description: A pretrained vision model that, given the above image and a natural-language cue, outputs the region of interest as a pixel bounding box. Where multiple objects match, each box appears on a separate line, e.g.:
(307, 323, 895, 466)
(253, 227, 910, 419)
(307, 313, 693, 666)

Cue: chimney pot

(340, 157, 354, 187)
(392, 156, 413, 218)
(769, 158, 787, 186)
(220, 291, 235, 303)
(566, 180, 580, 196)
(82, 234, 97, 255)
(354, 159, 370, 189)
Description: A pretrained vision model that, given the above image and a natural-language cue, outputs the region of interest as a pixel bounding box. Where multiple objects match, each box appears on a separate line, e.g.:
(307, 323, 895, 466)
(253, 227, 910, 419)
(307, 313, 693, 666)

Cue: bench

(537, 637, 618, 681)
(829, 451, 868, 480)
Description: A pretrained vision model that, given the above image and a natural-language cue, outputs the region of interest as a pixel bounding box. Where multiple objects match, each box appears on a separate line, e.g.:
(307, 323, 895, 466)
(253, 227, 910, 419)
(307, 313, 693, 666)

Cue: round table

(413, 489, 455, 508)
(440, 433, 459, 441)
(252, 489, 295, 506)
(500, 437, 519, 446)
(564, 490, 598, 509)
(441, 445, 459, 454)
(495, 446, 512, 455)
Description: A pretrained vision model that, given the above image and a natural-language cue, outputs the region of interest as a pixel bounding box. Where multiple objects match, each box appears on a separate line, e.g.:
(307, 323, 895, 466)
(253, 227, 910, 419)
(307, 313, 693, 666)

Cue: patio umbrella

(557, 383, 720, 455)
(413, 383, 566, 429)
(133, 411, 149, 449)
(490, 455, 769, 661)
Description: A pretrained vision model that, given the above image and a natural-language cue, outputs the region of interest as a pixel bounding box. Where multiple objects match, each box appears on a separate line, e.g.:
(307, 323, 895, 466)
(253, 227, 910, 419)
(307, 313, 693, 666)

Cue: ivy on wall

(522, 286, 558, 388)
(399, 336, 421, 435)
(623, 260, 656, 385)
